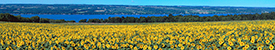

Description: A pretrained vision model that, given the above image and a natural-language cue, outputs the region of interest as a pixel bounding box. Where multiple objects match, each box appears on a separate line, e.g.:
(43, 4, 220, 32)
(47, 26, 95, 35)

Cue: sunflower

(61, 46, 66, 50)
(257, 47, 262, 50)
(115, 44, 119, 49)
(6, 47, 10, 50)
(50, 47, 54, 50)
(129, 45, 133, 49)
(92, 45, 97, 49)
(49, 41, 52, 45)
(28, 46, 32, 50)
(97, 42, 102, 47)
(237, 38, 242, 43)
(16, 44, 21, 48)
(219, 41, 224, 45)
(266, 40, 270, 44)
(270, 44, 274, 50)
(228, 41, 234, 46)
(106, 44, 110, 48)
(171, 45, 174, 49)
(158, 48, 163, 50)
(71, 43, 76, 47)
(250, 39, 255, 43)
(178, 44, 182, 47)
(143, 45, 148, 49)
(139, 44, 144, 49)
(134, 46, 138, 50)
(191, 43, 196, 47)
(196, 45, 202, 50)
(111, 46, 116, 49)
(244, 45, 249, 49)
(84, 44, 89, 49)
(240, 42, 245, 46)
(231, 38, 236, 42)
(180, 46, 185, 50)
(227, 46, 232, 50)
(154, 45, 158, 49)
(148, 46, 152, 50)
(212, 44, 216, 47)
(223, 43, 227, 47)
(161, 43, 165, 47)
(55, 41, 59, 44)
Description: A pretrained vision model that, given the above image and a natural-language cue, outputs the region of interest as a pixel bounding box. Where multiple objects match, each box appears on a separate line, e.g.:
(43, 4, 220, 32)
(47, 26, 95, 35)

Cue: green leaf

(16, 47, 20, 50)
(0, 46, 2, 50)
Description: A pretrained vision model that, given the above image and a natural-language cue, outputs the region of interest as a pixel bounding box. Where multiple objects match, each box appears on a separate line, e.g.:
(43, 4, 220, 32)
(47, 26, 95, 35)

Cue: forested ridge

(1, 4, 275, 15)
(1, 12, 275, 23)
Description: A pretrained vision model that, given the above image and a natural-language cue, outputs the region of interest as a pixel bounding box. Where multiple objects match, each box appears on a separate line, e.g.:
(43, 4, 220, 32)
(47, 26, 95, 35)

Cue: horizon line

(1, 3, 275, 8)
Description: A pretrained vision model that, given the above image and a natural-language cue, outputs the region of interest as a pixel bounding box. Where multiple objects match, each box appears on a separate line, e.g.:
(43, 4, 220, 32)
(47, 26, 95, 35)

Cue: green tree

(30, 16, 40, 22)
(79, 19, 87, 23)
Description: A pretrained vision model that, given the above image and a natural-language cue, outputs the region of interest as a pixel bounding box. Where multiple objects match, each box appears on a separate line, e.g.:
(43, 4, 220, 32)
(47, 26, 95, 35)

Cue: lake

(12, 13, 249, 22)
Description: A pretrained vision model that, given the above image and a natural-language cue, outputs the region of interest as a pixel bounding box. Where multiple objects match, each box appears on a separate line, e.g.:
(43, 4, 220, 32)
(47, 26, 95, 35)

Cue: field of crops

(0, 20, 275, 50)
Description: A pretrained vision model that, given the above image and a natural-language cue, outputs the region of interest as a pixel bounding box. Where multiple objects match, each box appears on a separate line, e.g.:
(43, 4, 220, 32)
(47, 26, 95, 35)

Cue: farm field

(0, 20, 275, 50)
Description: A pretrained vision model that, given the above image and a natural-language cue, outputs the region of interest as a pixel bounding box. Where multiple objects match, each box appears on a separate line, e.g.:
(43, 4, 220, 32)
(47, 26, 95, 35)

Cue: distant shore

(10, 13, 257, 15)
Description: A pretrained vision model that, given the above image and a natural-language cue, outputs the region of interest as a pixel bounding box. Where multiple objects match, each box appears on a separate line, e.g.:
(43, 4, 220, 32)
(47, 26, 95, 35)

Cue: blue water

(12, 14, 248, 22)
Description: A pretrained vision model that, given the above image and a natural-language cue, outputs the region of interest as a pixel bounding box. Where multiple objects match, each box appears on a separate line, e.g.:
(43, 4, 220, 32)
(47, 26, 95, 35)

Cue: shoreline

(9, 13, 258, 15)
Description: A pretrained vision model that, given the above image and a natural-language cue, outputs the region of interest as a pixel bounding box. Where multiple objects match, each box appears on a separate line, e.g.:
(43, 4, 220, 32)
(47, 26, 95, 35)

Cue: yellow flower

(143, 45, 148, 49)
(71, 43, 76, 47)
(148, 46, 152, 50)
(49, 41, 52, 45)
(106, 44, 110, 48)
(196, 45, 202, 49)
(219, 41, 224, 45)
(227, 46, 232, 50)
(50, 47, 53, 50)
(240, 42, 245, 46)
(92, 45, 96, 49)
(61, 46, 66, 50)
(174, 44, 178, 48)
(158, 48, 163, 50)
(242, 47, 247, 50)
(84, 44, 89, 49)
(55, 41, 59, 44)
(139, 44, 143, 49)
(161, 43, 165, 47)
(171, 45, 174, 49)
(111, 46, 116, 49)
(180, 46, 185, 50)
(212, 44, 216, 47)
(244, 45, 249, 48)
(178, 44, 182, 47)
(237, 38, 242, 42)
(266, 40, 270, 44)
(228, 41, 234, 46)
(6, 47, 10, 50)
(16, 44, 21, 48)
(270, 44, 274, 50)
(154, 45, 158, 49)
(257, 47, 262, 50)
(134, 46, 138, 50)
(223, 44, 227, 47)
(191, 43, 195, 47)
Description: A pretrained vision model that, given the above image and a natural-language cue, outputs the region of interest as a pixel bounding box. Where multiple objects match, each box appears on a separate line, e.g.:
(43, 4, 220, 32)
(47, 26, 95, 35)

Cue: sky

(0, 0, 274, 7)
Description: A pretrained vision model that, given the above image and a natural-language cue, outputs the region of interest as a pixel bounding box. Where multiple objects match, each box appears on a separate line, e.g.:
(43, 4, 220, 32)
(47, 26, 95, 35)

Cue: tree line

(0, 13, 75, 23)
(79, 12, 275, 23)
(1, 12, 275, 23)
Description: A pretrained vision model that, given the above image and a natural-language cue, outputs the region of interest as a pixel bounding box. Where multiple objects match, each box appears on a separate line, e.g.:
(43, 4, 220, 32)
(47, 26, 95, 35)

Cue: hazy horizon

(1, 0, 274, 7)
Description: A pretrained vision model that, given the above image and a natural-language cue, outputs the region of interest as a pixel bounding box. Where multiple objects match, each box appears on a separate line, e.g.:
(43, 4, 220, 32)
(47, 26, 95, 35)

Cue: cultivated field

(0, 20, 275, 50)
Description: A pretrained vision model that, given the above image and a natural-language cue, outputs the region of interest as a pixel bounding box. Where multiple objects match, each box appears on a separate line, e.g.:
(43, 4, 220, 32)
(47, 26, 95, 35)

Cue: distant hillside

(1, 4, 275, 15)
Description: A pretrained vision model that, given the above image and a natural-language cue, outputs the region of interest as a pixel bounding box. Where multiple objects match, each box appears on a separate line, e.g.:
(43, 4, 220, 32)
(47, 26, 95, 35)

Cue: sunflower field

(0, 20, 275, 50)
